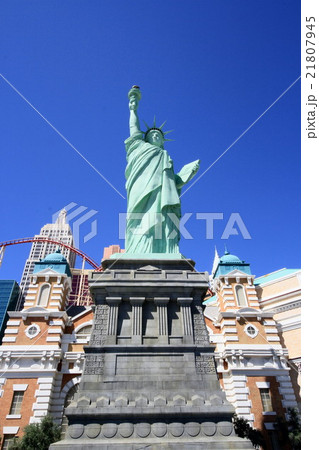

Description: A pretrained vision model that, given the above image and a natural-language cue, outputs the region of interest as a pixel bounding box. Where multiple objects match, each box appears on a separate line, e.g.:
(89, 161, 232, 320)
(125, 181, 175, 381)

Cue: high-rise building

(0, 280, 20, 342)
(18, 210, 76, 308)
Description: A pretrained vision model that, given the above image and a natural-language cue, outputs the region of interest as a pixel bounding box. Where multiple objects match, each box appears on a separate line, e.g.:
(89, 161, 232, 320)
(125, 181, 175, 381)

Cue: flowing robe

(125, 131, 181, 254)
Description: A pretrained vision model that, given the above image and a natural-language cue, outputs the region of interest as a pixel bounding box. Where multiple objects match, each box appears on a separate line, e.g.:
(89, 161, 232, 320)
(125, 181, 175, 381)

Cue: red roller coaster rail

(0, 237, 102, 271)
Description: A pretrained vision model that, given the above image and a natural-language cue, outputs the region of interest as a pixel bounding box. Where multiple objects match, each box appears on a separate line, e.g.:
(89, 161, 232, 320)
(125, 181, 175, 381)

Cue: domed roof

(42, 249, 67, 263)
(219, 251, 242, 264)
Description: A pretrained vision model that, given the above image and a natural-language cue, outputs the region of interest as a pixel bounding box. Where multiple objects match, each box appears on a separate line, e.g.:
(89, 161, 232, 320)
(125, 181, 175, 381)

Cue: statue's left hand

(192, 160, 200, 174)
(175, 160, 200, 188)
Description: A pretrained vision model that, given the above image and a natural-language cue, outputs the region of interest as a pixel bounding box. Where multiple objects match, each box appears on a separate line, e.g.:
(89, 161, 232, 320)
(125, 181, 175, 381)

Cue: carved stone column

(154, 297, 169, 344)
(177, 297, 193, 344)
(105, 297, 121, 344)
(130, 297, 145, 344)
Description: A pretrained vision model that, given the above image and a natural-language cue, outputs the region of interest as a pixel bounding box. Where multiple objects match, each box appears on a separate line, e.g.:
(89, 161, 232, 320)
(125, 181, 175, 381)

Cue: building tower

(204, 249, 299, 448)
(0, 250, 94, 448)
(18, 210, 76, 308)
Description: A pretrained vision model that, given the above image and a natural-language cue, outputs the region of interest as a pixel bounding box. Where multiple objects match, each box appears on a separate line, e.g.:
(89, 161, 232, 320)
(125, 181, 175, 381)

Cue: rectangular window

(2, 435, 15, 449)
(9, 391, 24, 415)
(259, 388, 273, 412)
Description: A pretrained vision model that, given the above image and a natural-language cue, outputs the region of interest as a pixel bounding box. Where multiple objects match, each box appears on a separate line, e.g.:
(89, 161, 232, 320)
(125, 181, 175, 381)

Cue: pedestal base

(51, 258, 252, 449)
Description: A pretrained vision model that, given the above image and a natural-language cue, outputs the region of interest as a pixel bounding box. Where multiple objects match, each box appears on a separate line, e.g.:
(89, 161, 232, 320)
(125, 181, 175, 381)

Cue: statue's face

(146, 130, 164, 148)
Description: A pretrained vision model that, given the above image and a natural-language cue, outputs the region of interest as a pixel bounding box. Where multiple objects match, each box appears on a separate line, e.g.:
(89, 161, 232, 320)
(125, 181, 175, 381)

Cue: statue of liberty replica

(125, 86, 199, 255)
(51, 88, 253, 449)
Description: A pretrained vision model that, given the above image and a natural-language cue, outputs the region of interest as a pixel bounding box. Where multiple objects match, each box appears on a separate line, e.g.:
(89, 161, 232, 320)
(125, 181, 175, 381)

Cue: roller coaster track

(0, 237, 102, 271)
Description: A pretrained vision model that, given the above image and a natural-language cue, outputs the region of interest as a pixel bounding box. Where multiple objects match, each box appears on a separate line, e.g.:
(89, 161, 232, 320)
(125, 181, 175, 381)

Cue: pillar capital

(154, 297, 170, 305)
(177, 297, 193, 305)
(105, 297, 122, 306)
(129, 297, 145, 305)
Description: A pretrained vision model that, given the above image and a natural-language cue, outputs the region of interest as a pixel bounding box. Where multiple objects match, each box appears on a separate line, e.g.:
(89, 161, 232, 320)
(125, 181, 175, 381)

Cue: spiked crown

(143, 117, 174, 142)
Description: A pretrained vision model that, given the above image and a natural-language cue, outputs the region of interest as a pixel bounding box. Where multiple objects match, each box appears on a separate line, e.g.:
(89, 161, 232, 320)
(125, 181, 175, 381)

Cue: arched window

(37, 284, 50, 307)
(235, 285, 247, 307)
(75, 324, 92, 340)
(76, 325, 92, 336)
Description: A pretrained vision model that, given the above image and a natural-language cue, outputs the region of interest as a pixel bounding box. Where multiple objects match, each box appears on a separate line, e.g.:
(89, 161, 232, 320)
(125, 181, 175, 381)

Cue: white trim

(6, 320, 21, 326)
(2, 337, 16, 342)
(265, 328, 278, 334)
(36, 396, 51, 403)
(38, 377, 54, 383)
(5, 329, 18, 334)
(74, 321, 93, 334)
(3, 426, 19, 434)
(32, 402, 50, 410)
(267, 336, 280, 342)
(255, 270, 301, 287)
(219, 343, 284, 351)
(260, 292, 301, 308)
(37, 383, 53, 390)
(222, 320, 237, 326)
(6, 414, 22, 419)
(244, 323, 259, 338)
(35, 390, 51, 396)
(68, 307, 92, 322)
(222, 328, 237, 334)
(13, 384, 28, 391)
(49, 320, 64, 326)
(256, 382, 270, 388)
(46, 336, 61, 343)
(0, 345, 60, 351)
(48, 328, 62, 334)
(25, 324, 41, 339)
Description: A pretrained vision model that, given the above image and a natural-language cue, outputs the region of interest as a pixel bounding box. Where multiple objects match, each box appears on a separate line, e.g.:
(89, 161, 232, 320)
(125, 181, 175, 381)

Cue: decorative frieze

(65, 420, 236, 442)
(192, 299, 210, 346)
(90, 305, 109, 346)
(84, 355, 105, 375)
(195, 353, 216, 374)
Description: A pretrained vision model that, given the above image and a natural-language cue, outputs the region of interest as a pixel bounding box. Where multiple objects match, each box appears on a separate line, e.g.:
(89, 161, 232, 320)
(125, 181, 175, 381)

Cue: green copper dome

(42, 249, 67, 263)
(219, 252, 242, 264)
(33, 249, 71, 276)
(213, 249, 251, 278)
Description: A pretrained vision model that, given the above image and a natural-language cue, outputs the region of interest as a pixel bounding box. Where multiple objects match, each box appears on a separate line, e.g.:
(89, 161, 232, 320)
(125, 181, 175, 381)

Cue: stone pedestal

(51, 258, 252, 449)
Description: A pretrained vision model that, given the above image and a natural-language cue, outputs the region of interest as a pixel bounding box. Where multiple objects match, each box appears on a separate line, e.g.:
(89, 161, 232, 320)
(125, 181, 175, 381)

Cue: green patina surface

(254, 268, 299, 285)
(124, 86, 200, 256)
(109, 252, 185, 260)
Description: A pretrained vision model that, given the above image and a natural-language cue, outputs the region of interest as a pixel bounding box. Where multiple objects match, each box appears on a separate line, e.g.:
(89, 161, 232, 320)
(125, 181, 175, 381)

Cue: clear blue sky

(0, 0, 300, 281)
